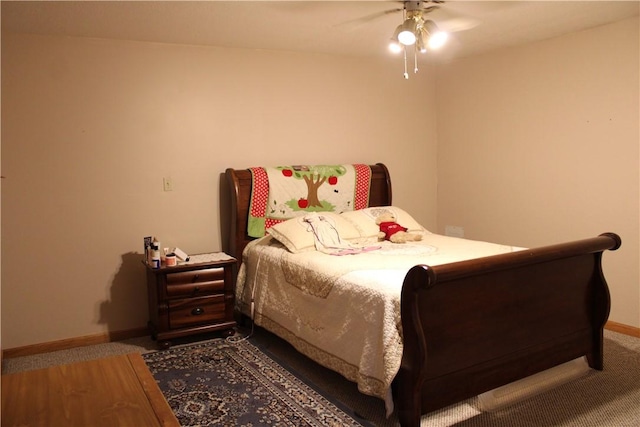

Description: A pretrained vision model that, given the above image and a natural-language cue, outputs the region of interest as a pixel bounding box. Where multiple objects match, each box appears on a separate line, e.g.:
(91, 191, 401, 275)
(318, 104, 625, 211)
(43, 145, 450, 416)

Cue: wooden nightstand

(144, 253, 237, 348)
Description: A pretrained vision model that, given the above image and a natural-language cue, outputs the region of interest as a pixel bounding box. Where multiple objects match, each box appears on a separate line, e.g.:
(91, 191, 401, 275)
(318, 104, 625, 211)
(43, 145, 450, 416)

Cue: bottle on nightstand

(150, 242, 161, 269)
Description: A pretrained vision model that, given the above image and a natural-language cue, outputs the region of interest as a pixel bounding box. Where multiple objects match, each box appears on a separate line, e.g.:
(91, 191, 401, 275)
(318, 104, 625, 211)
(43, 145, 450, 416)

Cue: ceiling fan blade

(441, 0, 518, 17)
(333, 7, 403, 29)
(438, 17, 480, 33)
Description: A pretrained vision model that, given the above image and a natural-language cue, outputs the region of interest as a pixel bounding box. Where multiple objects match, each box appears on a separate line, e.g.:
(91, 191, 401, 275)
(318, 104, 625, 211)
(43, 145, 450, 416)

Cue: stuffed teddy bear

(376, 212, 423, 243)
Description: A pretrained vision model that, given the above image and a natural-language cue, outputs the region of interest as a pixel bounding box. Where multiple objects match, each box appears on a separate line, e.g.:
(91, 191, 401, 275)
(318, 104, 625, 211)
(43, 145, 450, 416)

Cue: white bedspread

(236, 232, 521, 415)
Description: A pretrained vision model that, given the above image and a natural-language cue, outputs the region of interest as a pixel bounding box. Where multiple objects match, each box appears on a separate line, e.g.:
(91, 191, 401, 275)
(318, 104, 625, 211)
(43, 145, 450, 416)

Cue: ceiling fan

(342, 1, 480, 79)
(386, 1, 464, 79)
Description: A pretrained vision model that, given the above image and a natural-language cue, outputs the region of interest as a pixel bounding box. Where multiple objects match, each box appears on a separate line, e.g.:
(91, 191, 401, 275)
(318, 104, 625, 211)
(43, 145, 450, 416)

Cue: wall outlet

(163, 177, 173, 192)
(445, 225, 465, 238)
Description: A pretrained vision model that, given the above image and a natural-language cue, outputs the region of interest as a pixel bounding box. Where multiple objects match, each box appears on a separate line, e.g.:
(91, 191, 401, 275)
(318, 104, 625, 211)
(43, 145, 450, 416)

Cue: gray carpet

(250, 328, 640, 427)
(3, 329, 639, 426)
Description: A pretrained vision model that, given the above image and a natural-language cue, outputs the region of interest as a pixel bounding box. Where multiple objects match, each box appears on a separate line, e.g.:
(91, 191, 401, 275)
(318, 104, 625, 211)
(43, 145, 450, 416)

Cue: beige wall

(2, 16, 638, 350)
(436, 17, 640, 327)
(1, 34, 438, 349)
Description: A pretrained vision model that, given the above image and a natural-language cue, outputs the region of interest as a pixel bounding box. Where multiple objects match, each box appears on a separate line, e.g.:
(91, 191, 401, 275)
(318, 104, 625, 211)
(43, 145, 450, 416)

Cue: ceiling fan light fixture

(389, 24, 403, 53)
(424, 20, 448, 49)
(397, 18, 418, 45)
(428, 31, 448, 49)
(416, 28, 428, 53)
(389, 39, 403, 53)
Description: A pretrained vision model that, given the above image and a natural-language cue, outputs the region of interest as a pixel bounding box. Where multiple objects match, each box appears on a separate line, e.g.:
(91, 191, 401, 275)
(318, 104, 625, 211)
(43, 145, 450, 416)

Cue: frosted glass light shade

(398, 19, 417, 45)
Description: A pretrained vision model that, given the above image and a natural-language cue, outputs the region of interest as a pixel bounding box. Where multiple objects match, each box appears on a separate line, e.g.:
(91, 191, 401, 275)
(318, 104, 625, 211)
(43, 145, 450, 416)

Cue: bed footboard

(394, 232, 621, 427)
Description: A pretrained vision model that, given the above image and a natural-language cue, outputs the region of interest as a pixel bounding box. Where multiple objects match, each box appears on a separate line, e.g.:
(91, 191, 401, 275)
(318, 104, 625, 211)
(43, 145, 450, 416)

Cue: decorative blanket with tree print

(247, 164, 372, 238)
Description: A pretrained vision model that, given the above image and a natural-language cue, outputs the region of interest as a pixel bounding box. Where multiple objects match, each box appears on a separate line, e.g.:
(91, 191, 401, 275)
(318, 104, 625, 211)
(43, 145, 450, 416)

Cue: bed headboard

(223, 163, 392, 263)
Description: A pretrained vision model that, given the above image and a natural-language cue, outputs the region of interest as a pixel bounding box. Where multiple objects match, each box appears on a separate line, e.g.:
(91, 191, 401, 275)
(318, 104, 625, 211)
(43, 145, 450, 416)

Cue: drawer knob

(191, 307, 204, 316)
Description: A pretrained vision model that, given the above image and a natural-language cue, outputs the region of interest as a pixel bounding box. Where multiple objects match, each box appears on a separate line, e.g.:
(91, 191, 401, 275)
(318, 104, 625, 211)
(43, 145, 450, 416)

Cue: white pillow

(340, 206, 425, 238)
(267, 212, 361, 253)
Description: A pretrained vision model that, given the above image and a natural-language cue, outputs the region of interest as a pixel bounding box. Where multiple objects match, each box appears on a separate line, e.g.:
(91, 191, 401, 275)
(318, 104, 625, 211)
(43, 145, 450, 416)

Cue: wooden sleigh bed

(223, 163, 621, 427)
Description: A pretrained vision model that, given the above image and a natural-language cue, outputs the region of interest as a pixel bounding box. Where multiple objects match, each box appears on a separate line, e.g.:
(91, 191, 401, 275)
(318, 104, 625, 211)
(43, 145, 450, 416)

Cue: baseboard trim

(605, 320, 640, 338)
(3, 321, 638, 360)
(2, 327, 149, 359)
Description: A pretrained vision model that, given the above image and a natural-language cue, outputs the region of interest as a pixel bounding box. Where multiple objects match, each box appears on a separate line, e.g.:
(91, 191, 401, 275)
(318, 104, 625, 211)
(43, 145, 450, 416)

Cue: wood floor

(1, 353, 179, 427)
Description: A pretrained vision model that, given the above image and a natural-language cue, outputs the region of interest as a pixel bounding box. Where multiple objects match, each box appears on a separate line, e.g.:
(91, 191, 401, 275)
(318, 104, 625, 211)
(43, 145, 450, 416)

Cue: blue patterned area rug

(143, 337, 373, 427)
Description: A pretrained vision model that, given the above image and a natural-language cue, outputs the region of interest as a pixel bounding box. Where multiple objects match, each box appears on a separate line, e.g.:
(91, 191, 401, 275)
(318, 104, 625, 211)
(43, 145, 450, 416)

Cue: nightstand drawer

(166, 268, 225, 298)
(166, 268, 224, 285)
(168, 296, 226, 329)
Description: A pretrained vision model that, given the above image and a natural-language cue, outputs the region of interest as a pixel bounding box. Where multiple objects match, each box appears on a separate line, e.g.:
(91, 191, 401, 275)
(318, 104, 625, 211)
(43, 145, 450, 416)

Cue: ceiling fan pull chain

(414, 48, 419, 73)
(403, 47, 409, 79)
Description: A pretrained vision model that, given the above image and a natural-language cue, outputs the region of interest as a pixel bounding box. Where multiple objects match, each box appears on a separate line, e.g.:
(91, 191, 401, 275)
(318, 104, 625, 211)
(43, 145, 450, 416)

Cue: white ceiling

(2, 1, 639, 62)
